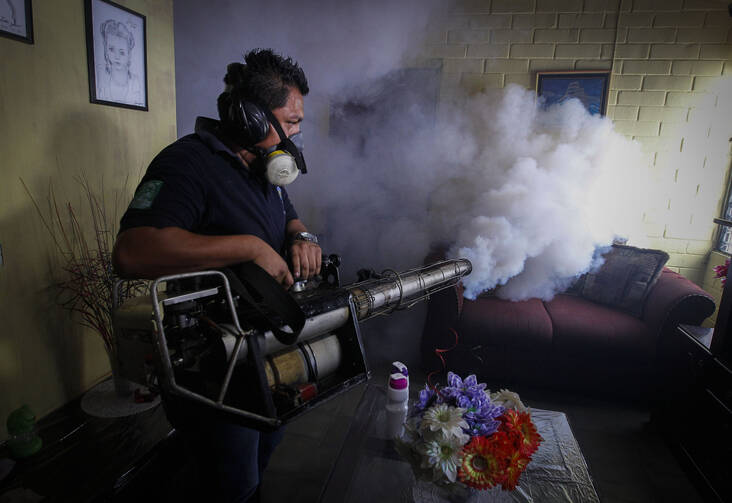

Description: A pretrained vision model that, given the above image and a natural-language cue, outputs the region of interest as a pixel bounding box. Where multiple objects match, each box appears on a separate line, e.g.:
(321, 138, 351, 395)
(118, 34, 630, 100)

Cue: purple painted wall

(173, 0, 434, 136)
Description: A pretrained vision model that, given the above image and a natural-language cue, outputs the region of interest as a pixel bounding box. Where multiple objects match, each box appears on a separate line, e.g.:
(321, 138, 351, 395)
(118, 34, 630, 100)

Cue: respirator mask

(259, 109, 307, 186)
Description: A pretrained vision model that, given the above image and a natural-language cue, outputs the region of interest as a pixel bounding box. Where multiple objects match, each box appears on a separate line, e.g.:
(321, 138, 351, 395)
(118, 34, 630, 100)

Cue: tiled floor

(261, 384, 367, 502)
(261, 369, 704, 503)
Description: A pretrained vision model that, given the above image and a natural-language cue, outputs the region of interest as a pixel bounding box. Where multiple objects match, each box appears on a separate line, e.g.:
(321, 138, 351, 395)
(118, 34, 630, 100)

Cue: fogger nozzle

(347, 258, 472, 320)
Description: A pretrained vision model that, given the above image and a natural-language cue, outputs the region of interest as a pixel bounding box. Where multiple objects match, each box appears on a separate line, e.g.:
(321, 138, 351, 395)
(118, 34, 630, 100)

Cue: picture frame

(0, 0, 33, 44)
(536, 71, 610, 116)
(84, 0, 147, 110)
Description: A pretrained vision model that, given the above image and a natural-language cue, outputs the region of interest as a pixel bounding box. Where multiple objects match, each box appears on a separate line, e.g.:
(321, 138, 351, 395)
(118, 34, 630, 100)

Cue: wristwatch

(291, 231, 318, 245)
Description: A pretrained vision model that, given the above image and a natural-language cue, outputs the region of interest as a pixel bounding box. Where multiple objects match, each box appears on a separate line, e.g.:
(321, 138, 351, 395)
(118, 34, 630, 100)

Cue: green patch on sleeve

(128, 180, 163, 210)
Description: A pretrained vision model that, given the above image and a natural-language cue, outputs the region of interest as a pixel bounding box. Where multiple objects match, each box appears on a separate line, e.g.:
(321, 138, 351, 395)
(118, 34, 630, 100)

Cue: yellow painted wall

(0, 0, 175, 440)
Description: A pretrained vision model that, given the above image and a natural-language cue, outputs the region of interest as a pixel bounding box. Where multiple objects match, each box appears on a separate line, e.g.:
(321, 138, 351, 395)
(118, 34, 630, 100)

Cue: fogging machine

(112, 257, 471, 431)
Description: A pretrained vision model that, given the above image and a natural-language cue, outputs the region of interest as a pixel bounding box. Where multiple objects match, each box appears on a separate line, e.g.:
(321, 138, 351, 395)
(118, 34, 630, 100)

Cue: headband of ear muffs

(222, 89, 270, 149)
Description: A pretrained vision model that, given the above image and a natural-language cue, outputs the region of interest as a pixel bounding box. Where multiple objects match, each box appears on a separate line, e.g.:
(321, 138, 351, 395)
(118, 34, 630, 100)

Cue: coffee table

(319, 383, 600, 502)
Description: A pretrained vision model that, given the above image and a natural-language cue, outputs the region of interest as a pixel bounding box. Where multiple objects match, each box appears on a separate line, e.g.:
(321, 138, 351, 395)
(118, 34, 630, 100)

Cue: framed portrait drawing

(0, 0, 33, 44)
(84, 0, 147, 110)
(536, 71, 610, 116)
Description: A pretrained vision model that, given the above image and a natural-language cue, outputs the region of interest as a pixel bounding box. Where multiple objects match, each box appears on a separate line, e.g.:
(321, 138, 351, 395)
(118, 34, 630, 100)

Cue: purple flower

(471, 400, 504, 430)
(466, 419, 501, 437)
(440, 373, 504, 436)
(415, 384, 439, 413)
(441, 372, 487, 404)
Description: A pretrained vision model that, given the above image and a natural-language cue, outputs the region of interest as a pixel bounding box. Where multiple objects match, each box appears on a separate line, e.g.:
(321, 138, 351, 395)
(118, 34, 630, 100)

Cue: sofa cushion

(545, 294, 655, 361)
(459, 297, 553, 351)
(573, 245, 669, 318)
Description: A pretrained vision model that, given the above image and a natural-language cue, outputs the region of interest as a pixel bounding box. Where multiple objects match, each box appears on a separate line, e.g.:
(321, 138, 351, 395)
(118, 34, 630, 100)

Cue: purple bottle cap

(391, 361, 408, 377)
(389, 374, 408, 390)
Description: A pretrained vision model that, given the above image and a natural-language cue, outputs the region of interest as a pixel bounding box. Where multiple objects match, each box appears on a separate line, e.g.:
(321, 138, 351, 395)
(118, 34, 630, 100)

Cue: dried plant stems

(21, 175, 146, 356)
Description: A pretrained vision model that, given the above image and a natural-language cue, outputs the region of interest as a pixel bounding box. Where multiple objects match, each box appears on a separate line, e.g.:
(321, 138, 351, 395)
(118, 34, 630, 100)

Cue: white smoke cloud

(443, 87, 648, 299)
(294, 82, 648, 301)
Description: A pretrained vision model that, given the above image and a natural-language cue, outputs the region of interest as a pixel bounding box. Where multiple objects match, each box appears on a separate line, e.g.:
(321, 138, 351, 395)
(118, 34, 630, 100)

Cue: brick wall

(418, 0, 732, 285)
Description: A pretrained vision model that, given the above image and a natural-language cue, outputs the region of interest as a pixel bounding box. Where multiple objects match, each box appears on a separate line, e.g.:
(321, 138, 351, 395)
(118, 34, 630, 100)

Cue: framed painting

(0, 0, 33, 44)
(84, 0, 148, 110)
(536, 71, 610, 116)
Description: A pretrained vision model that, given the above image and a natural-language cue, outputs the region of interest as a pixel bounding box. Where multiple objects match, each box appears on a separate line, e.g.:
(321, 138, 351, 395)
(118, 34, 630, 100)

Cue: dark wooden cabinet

(655, 324, 732, 503)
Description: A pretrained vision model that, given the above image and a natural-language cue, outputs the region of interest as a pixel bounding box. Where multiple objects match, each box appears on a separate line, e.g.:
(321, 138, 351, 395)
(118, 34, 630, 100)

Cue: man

(113, 49, 320, 502)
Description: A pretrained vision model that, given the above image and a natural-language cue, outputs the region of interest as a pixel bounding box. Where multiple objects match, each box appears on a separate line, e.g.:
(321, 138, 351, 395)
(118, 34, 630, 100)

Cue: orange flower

(458, 433, 511, 490)
(500, 409, 543, 456)
(502, 450, 531, 490)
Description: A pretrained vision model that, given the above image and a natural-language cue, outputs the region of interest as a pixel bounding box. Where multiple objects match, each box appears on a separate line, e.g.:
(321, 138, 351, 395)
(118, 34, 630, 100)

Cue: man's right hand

(252, 243, 294, 288)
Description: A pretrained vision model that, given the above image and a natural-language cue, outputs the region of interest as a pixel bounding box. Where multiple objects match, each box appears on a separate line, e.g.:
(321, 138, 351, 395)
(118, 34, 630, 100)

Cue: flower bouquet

(714, 257, 730, 287)
(395, 372, 542, 493)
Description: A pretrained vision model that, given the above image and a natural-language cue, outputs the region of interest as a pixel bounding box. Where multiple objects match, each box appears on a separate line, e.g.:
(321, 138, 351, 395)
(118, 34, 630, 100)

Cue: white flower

(417, 434, 465, 482)
(490, 389, 528, 412)
(420, 404, 468, 439)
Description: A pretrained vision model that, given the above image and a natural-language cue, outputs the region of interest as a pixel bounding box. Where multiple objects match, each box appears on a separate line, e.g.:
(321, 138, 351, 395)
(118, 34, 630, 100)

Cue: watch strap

(291, 231, 318, 245)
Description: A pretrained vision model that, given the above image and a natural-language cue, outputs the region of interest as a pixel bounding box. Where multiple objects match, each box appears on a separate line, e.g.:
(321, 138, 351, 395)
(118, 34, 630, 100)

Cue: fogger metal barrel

(348, 259, 472, 320)
(221, 258, 472, 363)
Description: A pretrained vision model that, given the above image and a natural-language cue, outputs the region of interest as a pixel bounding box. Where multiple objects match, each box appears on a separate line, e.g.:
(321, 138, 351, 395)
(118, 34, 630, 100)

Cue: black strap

(222, 262, 305, 345)
(262, 108, 308, 174)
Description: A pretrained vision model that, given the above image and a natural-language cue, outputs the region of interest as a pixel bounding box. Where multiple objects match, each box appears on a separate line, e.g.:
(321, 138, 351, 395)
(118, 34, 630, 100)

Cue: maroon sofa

(420, 249, 716, 400)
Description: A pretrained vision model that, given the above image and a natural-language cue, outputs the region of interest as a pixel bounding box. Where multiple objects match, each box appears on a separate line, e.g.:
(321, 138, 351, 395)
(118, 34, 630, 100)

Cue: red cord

(427, 327, 459, 391)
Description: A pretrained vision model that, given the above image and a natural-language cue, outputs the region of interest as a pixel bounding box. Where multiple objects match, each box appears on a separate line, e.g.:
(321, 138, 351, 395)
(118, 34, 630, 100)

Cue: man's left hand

(290, 240, 322, 280)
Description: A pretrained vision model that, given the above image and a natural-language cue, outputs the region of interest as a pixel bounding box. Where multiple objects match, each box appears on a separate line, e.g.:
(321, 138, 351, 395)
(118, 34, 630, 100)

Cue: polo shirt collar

(194, 117, 241, 162)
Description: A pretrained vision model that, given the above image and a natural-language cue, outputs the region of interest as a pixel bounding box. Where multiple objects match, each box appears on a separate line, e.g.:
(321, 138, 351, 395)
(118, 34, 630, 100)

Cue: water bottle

(385, 361, 409, 438)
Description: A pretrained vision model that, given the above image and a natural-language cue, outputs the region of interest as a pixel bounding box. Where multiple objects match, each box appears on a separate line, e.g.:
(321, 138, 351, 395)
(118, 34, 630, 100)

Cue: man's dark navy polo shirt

(120, 117, 298, 255)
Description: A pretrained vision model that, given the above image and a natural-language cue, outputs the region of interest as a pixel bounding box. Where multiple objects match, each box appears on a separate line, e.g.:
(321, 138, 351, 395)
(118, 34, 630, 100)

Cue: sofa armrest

(642, 268, 716, 339)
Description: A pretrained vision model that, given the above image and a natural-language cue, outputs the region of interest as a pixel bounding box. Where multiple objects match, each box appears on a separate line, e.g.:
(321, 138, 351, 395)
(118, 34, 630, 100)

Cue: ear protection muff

(218, 87, 308, 182)
(221, 89, 270, 149)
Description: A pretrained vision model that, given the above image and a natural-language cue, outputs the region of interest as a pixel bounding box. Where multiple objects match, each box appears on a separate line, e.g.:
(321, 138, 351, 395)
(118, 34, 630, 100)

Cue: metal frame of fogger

(113, 258, 472, 431)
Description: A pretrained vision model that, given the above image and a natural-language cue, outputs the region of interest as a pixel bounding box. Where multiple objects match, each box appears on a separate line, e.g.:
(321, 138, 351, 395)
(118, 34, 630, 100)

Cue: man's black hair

(218, 49, 309, 117)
